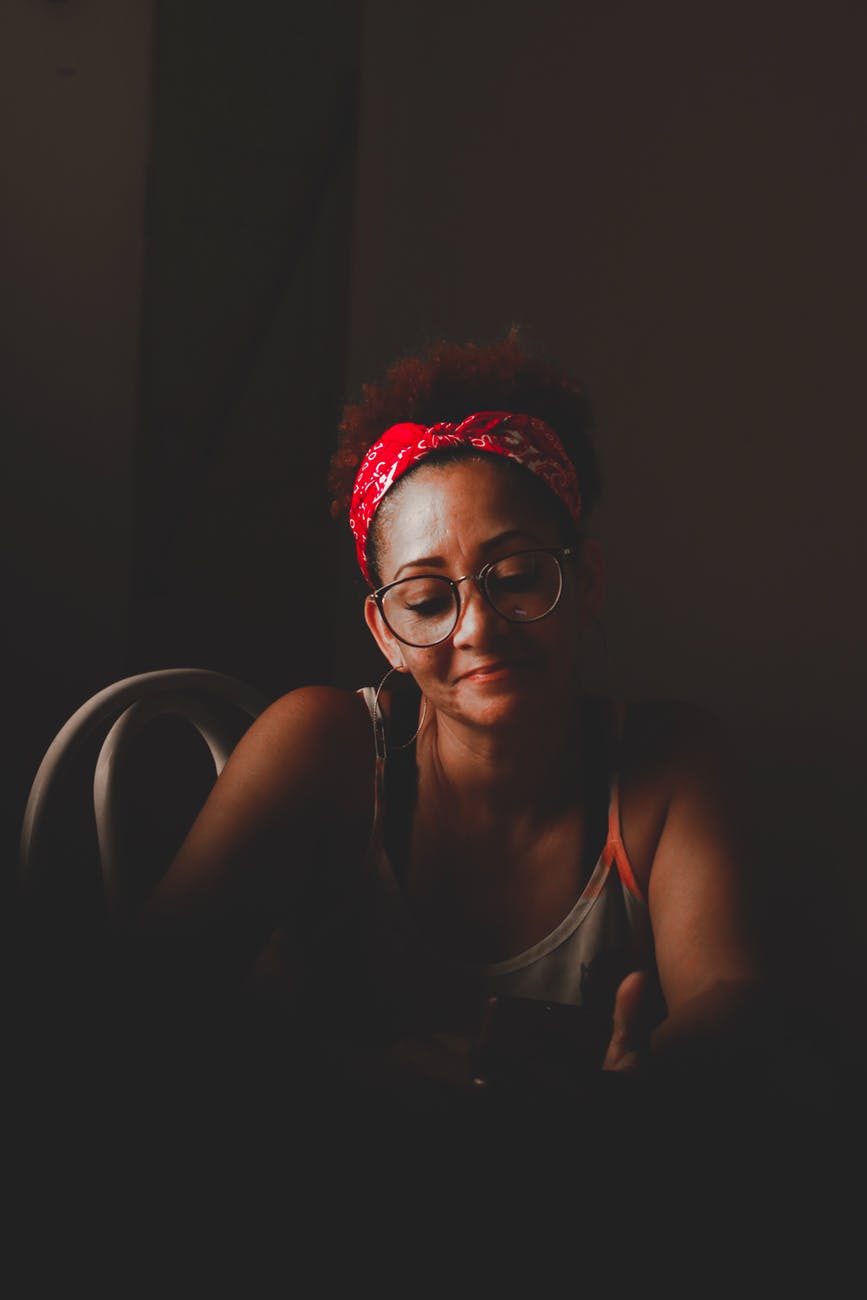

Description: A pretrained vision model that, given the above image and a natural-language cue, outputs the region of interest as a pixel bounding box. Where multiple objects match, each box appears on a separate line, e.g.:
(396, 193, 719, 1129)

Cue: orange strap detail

(607, 781, 644, 901)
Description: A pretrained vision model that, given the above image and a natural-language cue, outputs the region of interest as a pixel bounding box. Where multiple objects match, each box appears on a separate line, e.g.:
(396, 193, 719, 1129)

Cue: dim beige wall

(1, 1, 153, 859)
(342, 1, 867, 970)
(1, 0, 152, 692)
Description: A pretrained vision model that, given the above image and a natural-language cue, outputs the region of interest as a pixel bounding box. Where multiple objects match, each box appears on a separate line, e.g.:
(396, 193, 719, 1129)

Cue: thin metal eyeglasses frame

(368, 546, 577, 648)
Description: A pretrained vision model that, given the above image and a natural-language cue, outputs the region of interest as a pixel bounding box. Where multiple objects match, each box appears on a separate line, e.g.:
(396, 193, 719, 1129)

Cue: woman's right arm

(127, 685, 375, 1012)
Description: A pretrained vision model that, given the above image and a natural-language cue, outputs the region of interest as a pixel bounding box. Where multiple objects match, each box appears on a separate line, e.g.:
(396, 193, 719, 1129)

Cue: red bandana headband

(349, 410, 582, 585)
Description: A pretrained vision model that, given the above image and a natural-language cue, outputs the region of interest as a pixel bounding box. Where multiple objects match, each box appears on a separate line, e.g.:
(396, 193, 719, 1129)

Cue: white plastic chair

(19, 668, 271, 924)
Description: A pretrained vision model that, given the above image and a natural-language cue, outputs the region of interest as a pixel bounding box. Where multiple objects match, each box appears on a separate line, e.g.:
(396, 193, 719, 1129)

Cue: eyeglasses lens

(381, 550, 563, 648)
(381, 577, 458, 646)
(485, 551, 562, 622)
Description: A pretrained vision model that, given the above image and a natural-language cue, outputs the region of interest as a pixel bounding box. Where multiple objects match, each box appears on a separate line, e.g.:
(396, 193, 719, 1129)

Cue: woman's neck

(403, 696, 608, 959)
(417, 696, 589, 830)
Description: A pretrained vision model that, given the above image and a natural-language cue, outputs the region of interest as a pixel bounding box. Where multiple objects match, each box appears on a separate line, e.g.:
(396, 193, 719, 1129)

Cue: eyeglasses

(370, 547, 576, 648)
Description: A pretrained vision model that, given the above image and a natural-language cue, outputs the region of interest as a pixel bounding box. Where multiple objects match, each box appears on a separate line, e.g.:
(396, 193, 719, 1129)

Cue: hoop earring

(373, 666, 429, 756)
(393, 693, 428, 751)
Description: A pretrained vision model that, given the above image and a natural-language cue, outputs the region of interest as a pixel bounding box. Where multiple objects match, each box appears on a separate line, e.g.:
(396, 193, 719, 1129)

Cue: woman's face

(364, 458, 604, 732)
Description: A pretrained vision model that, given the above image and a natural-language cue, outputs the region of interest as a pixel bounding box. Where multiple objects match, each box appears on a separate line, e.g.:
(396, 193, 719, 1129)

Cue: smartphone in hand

(472, 993, 610, 1092)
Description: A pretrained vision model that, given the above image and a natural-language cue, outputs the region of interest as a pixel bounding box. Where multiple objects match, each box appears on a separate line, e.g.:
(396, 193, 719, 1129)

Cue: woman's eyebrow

(391, 530, 543, 580)
(392, 554, 447, 579)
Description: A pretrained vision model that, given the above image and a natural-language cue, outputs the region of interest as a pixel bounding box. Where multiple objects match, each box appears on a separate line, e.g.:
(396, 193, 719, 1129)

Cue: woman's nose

(451, 577, 502, 647)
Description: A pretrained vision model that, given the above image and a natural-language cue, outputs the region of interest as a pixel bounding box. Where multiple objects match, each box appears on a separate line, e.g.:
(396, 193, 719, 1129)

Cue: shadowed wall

(5, 2, 865, 1022)
(336, 0, 867, 1006)
(4, 1, 361, 916)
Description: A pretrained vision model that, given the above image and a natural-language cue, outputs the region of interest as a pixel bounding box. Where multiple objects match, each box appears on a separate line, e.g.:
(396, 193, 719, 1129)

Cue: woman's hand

(602, 970, 655, 1073)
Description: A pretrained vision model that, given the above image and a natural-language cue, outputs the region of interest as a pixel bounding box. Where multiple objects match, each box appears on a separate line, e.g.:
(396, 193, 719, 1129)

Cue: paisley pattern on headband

(349, 410, 582, 585)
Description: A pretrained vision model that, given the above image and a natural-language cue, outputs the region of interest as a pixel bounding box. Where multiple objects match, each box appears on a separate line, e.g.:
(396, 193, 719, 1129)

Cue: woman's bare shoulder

(252, 683, 373, 745)
(615, 698, 749, 895)
(225, 684, 375, 819)
(139, 685, 376, 927)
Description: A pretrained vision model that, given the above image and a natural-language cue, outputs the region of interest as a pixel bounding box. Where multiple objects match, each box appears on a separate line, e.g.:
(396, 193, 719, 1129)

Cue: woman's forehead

(377, 459, 559, 567)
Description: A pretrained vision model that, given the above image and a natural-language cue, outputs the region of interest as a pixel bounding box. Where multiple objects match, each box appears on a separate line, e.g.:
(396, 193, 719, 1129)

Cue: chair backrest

(19, 668, 271, 924)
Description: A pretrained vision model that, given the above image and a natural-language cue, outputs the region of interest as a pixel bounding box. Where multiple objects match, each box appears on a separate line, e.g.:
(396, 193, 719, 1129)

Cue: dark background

(4, 2, 866, 1024)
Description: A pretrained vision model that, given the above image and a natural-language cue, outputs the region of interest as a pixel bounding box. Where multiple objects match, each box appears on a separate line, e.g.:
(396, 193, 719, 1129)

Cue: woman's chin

(449, 674, 553, 728)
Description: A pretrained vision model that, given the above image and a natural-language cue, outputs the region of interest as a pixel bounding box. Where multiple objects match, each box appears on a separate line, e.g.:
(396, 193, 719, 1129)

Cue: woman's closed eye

(406, 594, 453, 618)
(396, 580, 454, 617)
(489, 563, 538, 595)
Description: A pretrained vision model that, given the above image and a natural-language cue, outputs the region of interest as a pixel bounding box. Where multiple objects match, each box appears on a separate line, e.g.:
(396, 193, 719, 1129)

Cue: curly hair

(328, 329, 602, 585)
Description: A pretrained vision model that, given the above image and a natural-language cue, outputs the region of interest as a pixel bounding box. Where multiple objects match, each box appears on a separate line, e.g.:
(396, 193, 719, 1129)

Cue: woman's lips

(456, 660, 526, 683)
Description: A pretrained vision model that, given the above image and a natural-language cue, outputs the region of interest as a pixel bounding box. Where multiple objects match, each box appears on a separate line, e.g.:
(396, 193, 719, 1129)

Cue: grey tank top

(303, 688, 655, 1049)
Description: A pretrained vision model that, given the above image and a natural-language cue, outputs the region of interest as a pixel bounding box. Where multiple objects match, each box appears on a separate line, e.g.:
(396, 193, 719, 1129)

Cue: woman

(139, 332, 762, 1113)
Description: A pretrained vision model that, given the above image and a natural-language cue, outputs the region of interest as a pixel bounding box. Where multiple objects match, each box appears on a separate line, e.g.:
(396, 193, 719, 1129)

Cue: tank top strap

(357, 685, 386, 831)
(602, 697, 645, 902)
(358, 685, 386, 761)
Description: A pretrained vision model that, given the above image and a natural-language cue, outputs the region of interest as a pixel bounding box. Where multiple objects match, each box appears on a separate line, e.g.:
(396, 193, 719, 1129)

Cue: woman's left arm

(605, 704, 767, 1075)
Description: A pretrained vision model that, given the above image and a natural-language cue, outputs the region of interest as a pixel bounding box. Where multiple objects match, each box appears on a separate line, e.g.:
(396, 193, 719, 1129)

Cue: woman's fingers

(602, 969, 653, 1071)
